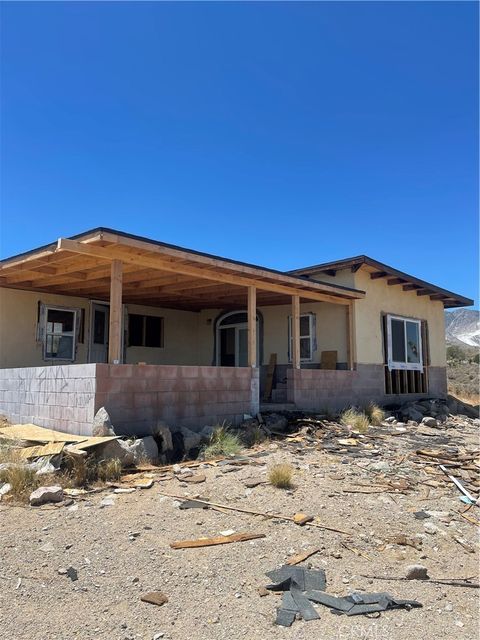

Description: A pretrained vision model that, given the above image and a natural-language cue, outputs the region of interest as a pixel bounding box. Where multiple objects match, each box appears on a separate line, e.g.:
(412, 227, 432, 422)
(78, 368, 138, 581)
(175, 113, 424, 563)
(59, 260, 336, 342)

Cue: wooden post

(247, 285, 256, 367)
(108, 260, 123, 364)
(346, 300, 355, 370)
(291, 295, 300, 369)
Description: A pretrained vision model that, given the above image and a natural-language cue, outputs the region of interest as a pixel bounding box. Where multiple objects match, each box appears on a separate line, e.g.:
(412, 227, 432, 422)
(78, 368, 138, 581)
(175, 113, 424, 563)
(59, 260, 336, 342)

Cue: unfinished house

(0, 228, 473, 435)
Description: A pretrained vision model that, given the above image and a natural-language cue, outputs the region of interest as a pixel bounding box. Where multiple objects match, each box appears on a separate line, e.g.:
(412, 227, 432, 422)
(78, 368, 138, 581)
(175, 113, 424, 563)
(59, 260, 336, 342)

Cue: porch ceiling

(0, 228, 365, 311)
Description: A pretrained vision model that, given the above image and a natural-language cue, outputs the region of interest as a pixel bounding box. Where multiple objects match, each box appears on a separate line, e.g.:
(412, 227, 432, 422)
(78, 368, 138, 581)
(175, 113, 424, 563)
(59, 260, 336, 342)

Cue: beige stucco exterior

(0, 287, 350, 369)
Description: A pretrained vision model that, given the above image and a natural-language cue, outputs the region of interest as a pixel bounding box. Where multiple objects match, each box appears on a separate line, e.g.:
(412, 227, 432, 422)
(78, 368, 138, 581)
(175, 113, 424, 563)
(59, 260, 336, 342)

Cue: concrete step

(260, 402, 297, 412)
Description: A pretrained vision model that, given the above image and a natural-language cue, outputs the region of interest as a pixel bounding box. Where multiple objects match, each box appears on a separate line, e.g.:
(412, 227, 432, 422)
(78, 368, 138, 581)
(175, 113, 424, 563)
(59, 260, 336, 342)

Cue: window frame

(127, 313, 164, 349)
(386, 314, 423, 372)
(43, 305, 77, 362)
(288, 313, 315, 363)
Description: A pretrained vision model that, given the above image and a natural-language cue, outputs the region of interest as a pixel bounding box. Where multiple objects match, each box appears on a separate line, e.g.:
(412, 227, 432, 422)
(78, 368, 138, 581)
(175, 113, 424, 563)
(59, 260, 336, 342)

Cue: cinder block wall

(287, 364, 448, 411)
(0, 364, 97, 436)
(96, 364, 259, 435)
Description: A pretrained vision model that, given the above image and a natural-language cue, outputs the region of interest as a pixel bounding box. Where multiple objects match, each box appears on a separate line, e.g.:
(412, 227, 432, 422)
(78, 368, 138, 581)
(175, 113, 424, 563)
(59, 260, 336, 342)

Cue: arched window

(215, 310, 260, 366)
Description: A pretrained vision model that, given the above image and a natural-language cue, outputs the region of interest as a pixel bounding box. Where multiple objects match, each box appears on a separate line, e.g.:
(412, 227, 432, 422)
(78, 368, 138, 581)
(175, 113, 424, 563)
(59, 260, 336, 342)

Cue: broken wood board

(140, 591, 168, 606)
(68, 436, 119, 451)
(0, 424, 86, 444)
(17, 441, 65, 459)
(170, 532, 266, 549)
(286, 548, 321, 566)
(262, 353, 277, 401)
(320, 350, 337, 370)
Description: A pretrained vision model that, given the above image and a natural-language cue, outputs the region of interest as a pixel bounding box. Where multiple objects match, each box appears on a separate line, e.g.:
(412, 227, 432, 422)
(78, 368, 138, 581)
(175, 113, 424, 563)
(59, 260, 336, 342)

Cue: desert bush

(268, 463, 294, 489)
(0, 447, 38, 501)
(365, 402, 385, 426)
(97, 458, 122, 482)
(202, 423, 242, 458)
(340, 407, 370, 433)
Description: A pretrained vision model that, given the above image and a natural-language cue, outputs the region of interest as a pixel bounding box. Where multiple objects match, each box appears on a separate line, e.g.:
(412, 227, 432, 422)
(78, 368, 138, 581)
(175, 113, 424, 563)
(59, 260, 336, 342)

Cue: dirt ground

(1, 417, 479, 640)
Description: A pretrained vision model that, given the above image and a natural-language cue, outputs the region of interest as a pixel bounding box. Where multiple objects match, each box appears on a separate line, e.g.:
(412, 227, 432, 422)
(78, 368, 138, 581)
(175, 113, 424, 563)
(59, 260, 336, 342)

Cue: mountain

(445, 309, 480, 347)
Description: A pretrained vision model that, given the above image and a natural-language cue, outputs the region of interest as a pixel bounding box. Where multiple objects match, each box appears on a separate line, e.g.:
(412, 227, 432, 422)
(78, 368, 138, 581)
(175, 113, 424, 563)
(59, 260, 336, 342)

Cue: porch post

(247, 285, 257, 367)
(346, 300, 355, 370)
(108, 260, 123, 364)
(291, 295, 300, 369)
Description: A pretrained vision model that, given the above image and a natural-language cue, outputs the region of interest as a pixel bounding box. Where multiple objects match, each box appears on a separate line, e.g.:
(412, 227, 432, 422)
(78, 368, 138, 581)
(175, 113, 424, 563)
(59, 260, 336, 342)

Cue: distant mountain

(445, 309, 480, 347)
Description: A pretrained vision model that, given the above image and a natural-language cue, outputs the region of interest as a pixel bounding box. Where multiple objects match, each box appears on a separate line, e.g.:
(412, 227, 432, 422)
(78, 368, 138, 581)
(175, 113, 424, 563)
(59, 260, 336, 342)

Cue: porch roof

(0, 228, 365, 311)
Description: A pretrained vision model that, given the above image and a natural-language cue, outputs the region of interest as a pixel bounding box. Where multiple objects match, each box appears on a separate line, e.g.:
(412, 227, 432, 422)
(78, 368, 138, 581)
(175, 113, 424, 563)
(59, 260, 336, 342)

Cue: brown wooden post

(247, 285, 257, 367)
(108, 259, 123, 364)
(291, 295, 300, 369)
(346, 300, 355, 370)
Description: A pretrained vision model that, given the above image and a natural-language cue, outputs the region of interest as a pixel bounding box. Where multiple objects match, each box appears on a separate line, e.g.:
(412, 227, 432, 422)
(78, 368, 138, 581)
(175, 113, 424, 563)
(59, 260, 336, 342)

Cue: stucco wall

(124, 303, 199, 366)
(0, 288, 91, 368)
(353, 270, 447, 367)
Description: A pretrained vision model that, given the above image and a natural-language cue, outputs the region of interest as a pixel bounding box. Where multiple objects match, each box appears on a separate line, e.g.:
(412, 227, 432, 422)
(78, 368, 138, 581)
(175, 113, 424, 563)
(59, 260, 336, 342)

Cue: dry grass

(97, 458, 122, 482)
(0, 445, 39, 501)
(202, 423, 242, 459)
(365, 402, 385, 426)
(340, 408, 370, 433)
(268, 463, 294, 489)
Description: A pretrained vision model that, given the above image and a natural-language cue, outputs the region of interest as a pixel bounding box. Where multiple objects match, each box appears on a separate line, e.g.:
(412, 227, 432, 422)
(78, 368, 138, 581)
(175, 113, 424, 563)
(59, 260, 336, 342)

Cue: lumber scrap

(170, 532, 266, 549)
(262, 353, 277, 401)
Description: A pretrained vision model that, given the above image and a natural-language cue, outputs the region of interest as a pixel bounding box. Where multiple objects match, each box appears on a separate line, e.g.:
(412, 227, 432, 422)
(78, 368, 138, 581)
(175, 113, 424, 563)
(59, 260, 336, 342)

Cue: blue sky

(0, 2, 478, 306)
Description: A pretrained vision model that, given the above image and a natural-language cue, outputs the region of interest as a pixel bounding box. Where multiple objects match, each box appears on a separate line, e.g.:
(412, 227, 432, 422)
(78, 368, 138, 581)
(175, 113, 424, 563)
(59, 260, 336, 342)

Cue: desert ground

(1, 409, 479, 640)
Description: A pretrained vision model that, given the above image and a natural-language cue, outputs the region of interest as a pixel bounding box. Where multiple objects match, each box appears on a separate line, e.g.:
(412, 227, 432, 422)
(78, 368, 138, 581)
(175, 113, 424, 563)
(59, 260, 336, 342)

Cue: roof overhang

(290, 255, 473, 309)
(0, 228, 365, 311)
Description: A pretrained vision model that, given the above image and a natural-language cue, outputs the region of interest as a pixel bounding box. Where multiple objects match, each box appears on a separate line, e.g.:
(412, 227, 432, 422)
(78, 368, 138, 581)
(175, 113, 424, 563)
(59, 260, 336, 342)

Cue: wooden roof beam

(56, 238, 359, 305)
(387, 277, 406, 286)
(403, 283, 421, 291)
(416, 289, 434, 296)
(370, 271, 388, 280)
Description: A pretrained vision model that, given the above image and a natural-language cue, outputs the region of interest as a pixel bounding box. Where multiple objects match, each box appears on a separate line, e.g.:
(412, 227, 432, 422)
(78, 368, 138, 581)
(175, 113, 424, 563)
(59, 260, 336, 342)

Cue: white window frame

(288, 313, 315, 363)
(386, 314, 423, 371)
(43, 305, 77, 362)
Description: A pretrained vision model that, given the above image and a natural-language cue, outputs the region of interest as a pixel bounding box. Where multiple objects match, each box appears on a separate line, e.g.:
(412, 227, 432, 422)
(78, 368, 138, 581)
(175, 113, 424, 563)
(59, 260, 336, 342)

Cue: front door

(89, 303, 109, 363)
(217, 311, 259, 366)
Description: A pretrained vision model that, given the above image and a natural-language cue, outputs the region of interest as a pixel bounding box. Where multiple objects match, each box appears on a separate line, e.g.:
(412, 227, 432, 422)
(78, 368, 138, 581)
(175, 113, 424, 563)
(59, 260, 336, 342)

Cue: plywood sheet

(18, 441, 65, 460)
(0, 424, 86, 444)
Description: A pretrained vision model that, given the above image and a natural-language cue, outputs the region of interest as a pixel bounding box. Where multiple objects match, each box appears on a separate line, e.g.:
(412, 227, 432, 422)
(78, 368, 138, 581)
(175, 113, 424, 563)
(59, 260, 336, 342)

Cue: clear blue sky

(0, 1, 478, 305)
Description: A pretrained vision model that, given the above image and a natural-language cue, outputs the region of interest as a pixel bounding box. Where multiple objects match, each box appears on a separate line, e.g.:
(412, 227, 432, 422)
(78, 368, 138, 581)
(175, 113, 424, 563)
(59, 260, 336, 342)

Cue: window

(128, 314, 164, 348)
(288, 313, 315, 362)
(44, 307, 77, 360)
(386, 314, 423, 371)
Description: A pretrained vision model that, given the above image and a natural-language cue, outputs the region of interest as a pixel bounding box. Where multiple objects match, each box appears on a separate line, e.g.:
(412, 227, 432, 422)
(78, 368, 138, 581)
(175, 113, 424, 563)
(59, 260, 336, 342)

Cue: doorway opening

(215, 311, 260, 367)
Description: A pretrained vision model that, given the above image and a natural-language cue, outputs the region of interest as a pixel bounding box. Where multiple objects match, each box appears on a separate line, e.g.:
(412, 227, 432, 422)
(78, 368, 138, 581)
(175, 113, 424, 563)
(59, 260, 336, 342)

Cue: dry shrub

(0, 446, 38, 501)
(340, 408, 370, 433)
(268, 463, 294, 489)
(97, 458, 122, 482)
(202, 423, 242, 459)
(365, 402, 385, 426)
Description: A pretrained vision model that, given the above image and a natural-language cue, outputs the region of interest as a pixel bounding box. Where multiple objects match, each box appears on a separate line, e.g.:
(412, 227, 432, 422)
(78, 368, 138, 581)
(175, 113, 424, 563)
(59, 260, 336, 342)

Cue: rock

(58, 566, 78, 581)
(151, 421, 173, 454)
(199, 425, 216, 442)
(179, 427, 202, 455)
(97, 439, 134, 467)
(263, 413, 289, 433)
(384, 416, 396, 424)
(405, 564, 429, 580)
(128, 436, 159, 464)
(369, 461, 390, 472)
(100, 497, 115, 508)
(153, 634, 165, 640)
(424, 522, 438, 535)
(403, 407, 423, 423)
(92, 407, 116, 437)
(422, 416, 439, 427)
(0, 482, 11, 496)
(30, 485, 63, 506)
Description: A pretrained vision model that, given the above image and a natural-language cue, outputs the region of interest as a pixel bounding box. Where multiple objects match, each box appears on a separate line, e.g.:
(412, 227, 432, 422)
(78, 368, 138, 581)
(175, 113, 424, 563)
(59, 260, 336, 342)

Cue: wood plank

(170, 532, 266, 549)
(346, 301, 355, 370)
(108, 260, 123, 364)
(321, 350, 337, 370)
(56, 238, 355, 305)
(291, 295, 300, 369)
(247, 285, 257, 367)
(262, 353, 277, 401)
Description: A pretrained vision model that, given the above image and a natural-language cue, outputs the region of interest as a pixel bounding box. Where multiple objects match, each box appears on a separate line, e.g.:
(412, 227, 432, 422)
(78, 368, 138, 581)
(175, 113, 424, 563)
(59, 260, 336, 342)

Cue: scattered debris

(170, 532, 266, 549)
(29, 485, 63, 506)
(286, 548, 321, 566)
(140, 591, 169, 607)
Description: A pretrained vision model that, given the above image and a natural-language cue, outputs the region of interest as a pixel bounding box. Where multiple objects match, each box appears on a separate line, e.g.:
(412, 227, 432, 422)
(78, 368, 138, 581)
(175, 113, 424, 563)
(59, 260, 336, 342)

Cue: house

(0, 228, 473, 436)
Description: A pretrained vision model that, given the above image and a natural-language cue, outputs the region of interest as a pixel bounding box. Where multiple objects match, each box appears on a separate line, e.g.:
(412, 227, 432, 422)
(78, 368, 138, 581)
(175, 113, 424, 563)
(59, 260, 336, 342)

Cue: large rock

(422, 416, 439, 428)
(151, 421, 174, 454)
(97, 439, 134, 467)
(30, 485, 64, 506)
(263, 413, 289, 433)
(178, 427, 202, 456)
(92, 407, 116, 437)
(402, 407, 423, 423)
(128, 436, 159, 464)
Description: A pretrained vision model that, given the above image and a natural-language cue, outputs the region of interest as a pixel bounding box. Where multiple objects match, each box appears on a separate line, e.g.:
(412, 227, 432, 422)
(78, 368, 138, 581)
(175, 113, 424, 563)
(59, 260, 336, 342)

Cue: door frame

(88, 300, 127, 363)
(215, 310, 259, 367)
